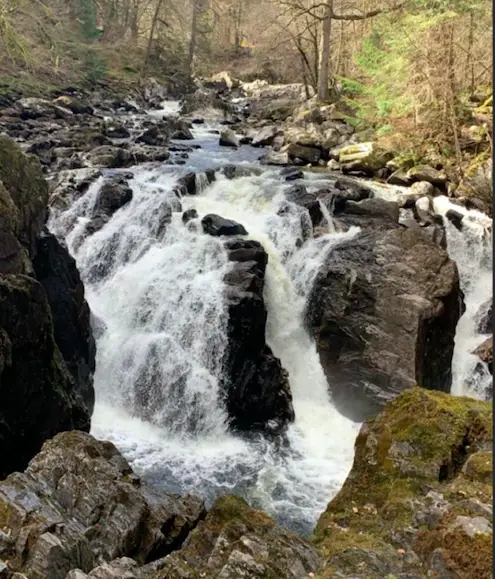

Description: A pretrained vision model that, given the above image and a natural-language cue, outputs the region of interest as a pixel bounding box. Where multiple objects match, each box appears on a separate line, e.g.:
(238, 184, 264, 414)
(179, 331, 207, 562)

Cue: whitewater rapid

(49, 125, 361, 534)
(48, 103, 492, 535)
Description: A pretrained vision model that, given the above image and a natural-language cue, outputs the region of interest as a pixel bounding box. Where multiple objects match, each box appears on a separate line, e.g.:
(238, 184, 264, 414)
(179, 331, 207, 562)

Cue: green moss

(313, 388, 492, 570)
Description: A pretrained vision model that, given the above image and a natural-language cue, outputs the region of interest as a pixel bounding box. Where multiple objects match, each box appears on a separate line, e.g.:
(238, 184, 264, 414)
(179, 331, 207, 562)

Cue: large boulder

(153, 495, 321, 578)
(0, 431, 206, 579)
(219, 128, 240, 148)
(307, 227, 463, 421)
(472, 336, 493, 375)
(0, 136, 49, 258)
(202, 214, 247, 237)
(222, 239, 294, 433)
(313, 387, 492, 579)
(475, 297, 492, 334)
(0, 275, 91, 478)
(286, 143, 321, 165)
(338, 142, 393, 175)
(94, 177, 133, 218)
(33, 231, 96, 412)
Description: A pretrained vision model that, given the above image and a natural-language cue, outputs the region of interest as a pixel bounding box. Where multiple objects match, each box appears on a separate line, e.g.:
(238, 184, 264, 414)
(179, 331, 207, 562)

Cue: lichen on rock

(312, 387, 492, 578)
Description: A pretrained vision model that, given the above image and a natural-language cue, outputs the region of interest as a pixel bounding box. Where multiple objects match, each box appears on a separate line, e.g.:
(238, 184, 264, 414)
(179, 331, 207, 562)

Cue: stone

(475, 298, 492, 334)
(472, 336, 493, 374)
(33, 231, 96, 414)
(0, 431, 206, 579)
(410, 180, 436, 197)
(251, 126, 279, 147)
(219, 128, 240, 148)
(201, 214, 248, 237)
(446, 208, 464, 231)
(338, 142, 392, 174)
(86, 146, 134, 169)
(313, 388, 492, 579)
(406, 164, 448, 188)
(280, 167, 304, 181)
(155, 495, 320, 578)
(287, 143, 321, 165)
(0, 275, 91, 478)
(307, 228, 463, 421)
(0, 136, 49, 258)
(94, 177, 133, 218)
(104, 124, 131, 139)
(222, 239, 294, 433)
(259, 150, 289, 166)
(182, 209, 198, 224)
(136, 126, 169, 146)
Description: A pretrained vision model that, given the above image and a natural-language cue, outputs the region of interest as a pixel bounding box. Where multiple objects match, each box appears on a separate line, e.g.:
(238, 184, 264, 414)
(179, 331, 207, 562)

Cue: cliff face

(0, 136, 95, 478)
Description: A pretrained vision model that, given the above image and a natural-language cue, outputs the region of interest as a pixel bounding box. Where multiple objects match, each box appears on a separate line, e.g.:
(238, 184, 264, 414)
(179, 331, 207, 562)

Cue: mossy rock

(0, 136, 48, 257)
(313, 387, 492, 578)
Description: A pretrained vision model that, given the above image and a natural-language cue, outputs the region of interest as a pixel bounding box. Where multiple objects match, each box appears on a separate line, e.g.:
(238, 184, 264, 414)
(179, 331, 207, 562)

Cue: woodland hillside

(0, 0, 493, 173)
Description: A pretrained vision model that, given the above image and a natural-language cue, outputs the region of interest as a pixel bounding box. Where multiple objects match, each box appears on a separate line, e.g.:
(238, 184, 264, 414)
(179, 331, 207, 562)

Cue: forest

(1, 0, 492, 172)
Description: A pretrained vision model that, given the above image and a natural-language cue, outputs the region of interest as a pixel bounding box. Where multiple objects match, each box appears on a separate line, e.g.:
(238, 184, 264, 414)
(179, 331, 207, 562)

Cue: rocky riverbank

(0, 76, 492, 578)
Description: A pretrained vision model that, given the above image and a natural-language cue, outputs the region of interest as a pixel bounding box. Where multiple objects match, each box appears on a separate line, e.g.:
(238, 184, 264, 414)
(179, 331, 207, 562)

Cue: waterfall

(432, 196, 493, 398)
(50, 164, 360, 535)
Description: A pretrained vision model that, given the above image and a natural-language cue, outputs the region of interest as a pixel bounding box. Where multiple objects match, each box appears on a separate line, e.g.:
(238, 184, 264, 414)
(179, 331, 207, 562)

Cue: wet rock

(17, 97, 72, 120)
(136, 126, 169, 146)
(313, 388, 492, 579)
(475, 298, 492, 334)
(155, 495, 321, 578)
(202, 214, 248, 236)
(169, 119, 194, 140)
(182, 208, 198, 224)
(219, 128, 240, 148)
(414, 196, 433, 224)
(445, 208, 464, 230)
(410, 180, 437, 197)
(175, 170, 215, 196)
(94, 177, 133, 218)
(49, 168, 102, 211)
(335, 197, 400, 232)
(0, 431, 206, 578)
(472, 336, 493, 374)
(307, 228, 463, 421)
(280, 166, 303, 181)
(222, 239, 294, 432)
(33, 231, 96, 414)
(388, 167, 411, 186)
(0, 275, 91, 478)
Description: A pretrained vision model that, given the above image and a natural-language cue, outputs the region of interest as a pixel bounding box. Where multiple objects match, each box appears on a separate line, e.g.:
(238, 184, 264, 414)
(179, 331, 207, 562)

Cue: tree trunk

(317, 0, 333, 101)
(141, 0, 163, 77)
(188, 0, 200, 77)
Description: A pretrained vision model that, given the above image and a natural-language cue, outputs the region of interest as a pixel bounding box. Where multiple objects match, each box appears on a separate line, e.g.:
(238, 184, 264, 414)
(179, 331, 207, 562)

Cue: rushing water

(49, 102, 492, 535)
(432, 196, 493, 398)
(49, 113, 361, 535)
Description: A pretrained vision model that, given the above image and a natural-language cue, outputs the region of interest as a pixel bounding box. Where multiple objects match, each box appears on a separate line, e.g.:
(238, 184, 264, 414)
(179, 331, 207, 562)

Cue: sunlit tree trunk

(317, 0, 332, 101)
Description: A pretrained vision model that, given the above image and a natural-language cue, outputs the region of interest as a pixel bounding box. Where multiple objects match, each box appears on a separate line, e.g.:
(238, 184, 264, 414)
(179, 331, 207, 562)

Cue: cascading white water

(432, 196, 492, 398)
(50, 157, 360, 535)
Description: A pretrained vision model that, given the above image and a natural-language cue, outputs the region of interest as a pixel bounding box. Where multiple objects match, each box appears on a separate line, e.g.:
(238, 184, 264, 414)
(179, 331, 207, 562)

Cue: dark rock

(445, 208, 464, 231)
(475, 298, 492, 334)
(219, 128, 240, 148)
(94, 177, 133, 218)
(104, 124, 131, 139)
(53, 96, 94, 115)
(280, 166, 304, 181)
(136, 125, 169, 146)
(0, 431, 206, 578)
(284, 184, 322, 227)
(202, 214, 248, 236)
(182, 208, 198, 224)
(175, 170, 215, 196)
(33, 231, 96, 413)
(287, 143, 321, 165)
(307, 228, 463, 421)
(407, 164, 448, 188)
(388, 168, 411, 186)
(0, 275, 91, 478)
(472, 336, 493, 374)
(222, 239, 294, 432)
(0, 136, 49, 258)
